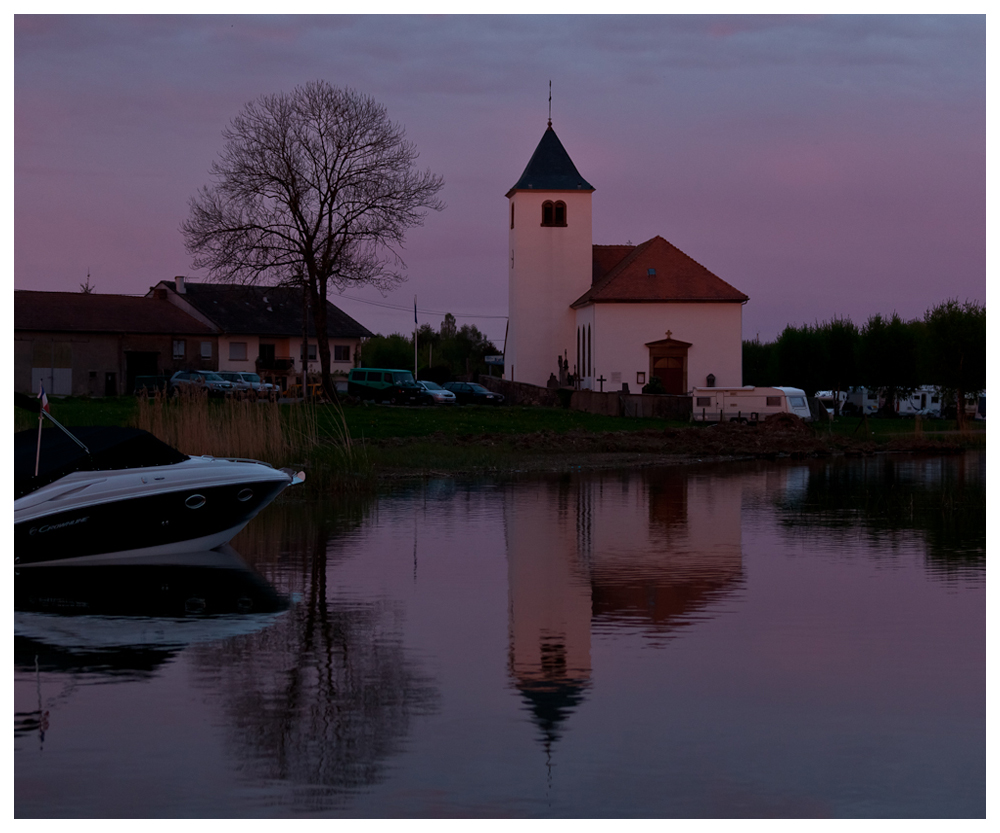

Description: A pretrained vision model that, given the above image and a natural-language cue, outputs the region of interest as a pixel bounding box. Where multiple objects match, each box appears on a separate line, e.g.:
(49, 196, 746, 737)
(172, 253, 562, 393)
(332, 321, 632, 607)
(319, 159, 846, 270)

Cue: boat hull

(15, 457, 295, 567)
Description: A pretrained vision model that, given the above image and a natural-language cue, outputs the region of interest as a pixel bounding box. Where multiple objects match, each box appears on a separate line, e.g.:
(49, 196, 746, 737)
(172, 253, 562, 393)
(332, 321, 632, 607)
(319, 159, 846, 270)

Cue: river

(14, 451, 985, 818)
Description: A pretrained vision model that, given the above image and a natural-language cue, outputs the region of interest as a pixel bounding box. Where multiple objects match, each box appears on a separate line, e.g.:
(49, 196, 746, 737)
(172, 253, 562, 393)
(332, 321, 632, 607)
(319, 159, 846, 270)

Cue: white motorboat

(14, 394, 304, 567)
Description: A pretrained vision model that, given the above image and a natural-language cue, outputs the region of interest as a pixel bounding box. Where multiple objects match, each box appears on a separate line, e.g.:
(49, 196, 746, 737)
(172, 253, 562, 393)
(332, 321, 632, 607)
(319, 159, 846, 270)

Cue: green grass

(337, 401, 686, 441)
(822, 414, 984, 439)
(17, 396, 983, 442)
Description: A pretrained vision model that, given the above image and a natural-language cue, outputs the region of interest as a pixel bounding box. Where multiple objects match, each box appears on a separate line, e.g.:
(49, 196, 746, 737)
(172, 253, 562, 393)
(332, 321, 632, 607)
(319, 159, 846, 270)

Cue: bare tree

(182, 81, 445, 397)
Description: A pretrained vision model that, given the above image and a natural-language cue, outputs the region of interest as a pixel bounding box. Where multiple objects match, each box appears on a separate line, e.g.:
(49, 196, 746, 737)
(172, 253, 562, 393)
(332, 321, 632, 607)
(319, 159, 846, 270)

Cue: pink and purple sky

(13, 14, 985, 345)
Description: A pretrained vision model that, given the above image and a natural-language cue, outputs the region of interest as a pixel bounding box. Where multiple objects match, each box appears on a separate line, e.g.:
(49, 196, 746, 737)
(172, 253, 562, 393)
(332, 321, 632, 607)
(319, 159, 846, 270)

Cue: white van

(691, 386, 812, 423)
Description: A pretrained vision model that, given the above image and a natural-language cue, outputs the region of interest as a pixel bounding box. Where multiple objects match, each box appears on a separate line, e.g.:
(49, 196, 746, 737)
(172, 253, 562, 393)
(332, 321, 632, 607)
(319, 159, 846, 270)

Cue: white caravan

(896, 386, 942, 417)
(691, 386, 812, 423)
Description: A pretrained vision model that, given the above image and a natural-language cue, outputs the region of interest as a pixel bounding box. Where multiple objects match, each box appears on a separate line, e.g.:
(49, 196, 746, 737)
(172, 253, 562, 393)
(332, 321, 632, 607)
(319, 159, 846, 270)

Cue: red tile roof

(574, 236, 748, 307)
(14, 291, 214, 334)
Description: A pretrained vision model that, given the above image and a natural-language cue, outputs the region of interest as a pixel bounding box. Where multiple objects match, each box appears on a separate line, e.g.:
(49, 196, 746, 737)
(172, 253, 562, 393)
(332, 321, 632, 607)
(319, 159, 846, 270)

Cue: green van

(347, 368, 429, 405)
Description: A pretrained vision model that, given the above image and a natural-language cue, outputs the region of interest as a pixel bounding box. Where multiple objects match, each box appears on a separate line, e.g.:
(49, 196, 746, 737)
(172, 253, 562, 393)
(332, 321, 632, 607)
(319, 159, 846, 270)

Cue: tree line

(357, 313, 500, 383)
(743, 299, 985, 423)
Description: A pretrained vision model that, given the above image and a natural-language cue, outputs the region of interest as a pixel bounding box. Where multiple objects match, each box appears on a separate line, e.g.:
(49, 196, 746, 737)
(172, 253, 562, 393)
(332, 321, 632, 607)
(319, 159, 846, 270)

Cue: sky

(13, 13, 986, 346)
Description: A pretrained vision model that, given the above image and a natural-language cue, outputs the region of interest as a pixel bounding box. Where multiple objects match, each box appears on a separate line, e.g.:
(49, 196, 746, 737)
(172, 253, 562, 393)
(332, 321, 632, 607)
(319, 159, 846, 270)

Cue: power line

(334, 292, 508, 320)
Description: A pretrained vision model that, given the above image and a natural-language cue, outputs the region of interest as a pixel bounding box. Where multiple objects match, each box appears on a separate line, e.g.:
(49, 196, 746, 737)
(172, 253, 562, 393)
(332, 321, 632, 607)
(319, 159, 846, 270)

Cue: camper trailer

(691, 386, 812, 423)
(843, 386, 880, 416)
(896, 386, 942, 418)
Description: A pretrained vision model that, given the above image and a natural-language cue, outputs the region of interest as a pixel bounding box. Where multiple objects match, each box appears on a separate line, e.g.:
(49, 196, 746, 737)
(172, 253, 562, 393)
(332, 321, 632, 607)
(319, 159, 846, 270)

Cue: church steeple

(506, 125, 595, 196)
(505, 120, 594, 387)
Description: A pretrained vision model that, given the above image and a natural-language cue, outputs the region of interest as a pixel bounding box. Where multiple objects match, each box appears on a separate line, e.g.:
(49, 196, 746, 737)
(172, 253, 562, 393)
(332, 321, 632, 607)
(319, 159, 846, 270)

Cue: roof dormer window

(541, 200, 567, 227)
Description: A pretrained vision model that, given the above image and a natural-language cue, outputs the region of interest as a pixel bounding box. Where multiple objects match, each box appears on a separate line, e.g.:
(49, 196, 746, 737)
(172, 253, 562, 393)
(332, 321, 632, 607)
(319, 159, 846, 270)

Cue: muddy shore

(367, 413, 981, 477)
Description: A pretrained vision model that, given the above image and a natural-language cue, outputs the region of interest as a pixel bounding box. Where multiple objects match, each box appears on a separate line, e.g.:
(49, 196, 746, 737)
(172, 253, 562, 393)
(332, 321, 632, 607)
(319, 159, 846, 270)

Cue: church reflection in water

(504, 468, 746, 747)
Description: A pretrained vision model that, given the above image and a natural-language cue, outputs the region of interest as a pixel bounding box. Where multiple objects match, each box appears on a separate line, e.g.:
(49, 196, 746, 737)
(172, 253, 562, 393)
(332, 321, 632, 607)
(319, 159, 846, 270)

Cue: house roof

(507, 124, 595, 196)
(572, 236, 749, 307)
(156, 282, 374, 339)
(14, 291, 214, 335)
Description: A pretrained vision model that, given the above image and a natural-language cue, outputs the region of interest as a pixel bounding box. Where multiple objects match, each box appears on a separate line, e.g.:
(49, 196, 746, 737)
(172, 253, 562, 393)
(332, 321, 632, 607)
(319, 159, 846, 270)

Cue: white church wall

(589, 302, 743, 392)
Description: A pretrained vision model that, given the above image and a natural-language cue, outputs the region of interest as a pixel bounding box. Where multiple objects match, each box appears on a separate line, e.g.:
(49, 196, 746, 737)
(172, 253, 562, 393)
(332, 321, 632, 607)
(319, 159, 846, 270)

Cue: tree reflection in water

(770, 451, 985, 578)
(192, 499, 438, 807)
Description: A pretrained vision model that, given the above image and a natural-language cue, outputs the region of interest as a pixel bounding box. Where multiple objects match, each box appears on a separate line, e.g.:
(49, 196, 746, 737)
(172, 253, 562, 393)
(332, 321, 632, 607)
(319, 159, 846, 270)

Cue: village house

(14, 290, 215, 397)
(505, 122, 748, 392)
(146, 278, 373, 391)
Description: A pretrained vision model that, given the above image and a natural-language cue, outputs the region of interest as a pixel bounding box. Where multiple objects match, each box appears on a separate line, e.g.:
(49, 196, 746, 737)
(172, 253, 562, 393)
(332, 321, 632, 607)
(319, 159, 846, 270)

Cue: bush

(642, 376, 665, 395)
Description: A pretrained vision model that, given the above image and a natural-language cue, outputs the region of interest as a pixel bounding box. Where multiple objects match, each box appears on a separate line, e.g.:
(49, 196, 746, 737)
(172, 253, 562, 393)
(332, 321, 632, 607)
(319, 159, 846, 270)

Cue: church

(504, 121, 748, 394)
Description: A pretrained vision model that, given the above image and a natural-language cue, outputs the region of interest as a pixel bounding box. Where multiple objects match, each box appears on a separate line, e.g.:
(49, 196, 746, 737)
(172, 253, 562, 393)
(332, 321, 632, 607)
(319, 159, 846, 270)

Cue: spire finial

(547, 80, 552, 128)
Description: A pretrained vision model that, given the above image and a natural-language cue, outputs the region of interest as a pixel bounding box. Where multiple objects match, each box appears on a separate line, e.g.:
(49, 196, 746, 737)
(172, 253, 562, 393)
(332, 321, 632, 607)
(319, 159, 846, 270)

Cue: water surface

(14, 452, 985, 818)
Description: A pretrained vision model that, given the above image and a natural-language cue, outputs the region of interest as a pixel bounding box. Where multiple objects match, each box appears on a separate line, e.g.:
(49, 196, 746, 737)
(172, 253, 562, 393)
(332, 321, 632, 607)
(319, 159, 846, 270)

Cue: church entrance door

(645, 336, 691, 395)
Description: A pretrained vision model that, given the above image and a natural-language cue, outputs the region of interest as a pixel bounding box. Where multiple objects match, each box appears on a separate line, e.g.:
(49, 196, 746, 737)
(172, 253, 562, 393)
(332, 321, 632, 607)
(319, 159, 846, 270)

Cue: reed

(133, 389, 371, 488)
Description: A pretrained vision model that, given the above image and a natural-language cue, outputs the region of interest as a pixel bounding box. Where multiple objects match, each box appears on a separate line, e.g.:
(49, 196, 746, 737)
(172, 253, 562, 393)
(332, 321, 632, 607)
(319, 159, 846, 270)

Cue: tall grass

(134, 390, 371, 488)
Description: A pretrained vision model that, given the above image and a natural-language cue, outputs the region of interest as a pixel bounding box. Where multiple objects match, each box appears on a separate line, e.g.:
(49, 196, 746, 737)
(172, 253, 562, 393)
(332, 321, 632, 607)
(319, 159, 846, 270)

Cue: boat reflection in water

(14, 545, 288, 747)
(505, 469, 745, 749)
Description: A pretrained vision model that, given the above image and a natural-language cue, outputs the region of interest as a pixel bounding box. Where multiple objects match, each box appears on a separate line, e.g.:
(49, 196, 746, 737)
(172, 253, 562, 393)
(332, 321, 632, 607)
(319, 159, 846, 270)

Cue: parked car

(168, 370, 233, 396)
(417, 380, 457, 405)
(443, 382, 505, 406)
(347, 367, 430, 405)
(218, 371, 275, 398)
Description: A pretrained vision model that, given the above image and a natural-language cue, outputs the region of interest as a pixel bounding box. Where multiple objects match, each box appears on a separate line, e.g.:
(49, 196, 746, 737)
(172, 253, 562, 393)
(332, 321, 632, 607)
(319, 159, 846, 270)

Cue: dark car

(168, 370, 233, 397)
(443, 382, 505, 406)
(348, 368, 430, 405)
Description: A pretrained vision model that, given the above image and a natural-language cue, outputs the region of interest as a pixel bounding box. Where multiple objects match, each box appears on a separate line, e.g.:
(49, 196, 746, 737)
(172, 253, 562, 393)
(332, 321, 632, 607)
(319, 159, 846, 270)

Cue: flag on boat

(37, 384, 50, 413)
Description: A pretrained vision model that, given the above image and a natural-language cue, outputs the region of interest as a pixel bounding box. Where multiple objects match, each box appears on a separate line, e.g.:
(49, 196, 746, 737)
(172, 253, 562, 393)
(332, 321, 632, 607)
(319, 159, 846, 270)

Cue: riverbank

(17, 397, 985, 489)
(364, 411, 984, 479)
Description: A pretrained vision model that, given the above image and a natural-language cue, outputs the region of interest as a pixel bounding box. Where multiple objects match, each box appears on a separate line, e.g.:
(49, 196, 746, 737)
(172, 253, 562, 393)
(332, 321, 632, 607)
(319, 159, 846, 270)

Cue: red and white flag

(37, 384, 50, 413)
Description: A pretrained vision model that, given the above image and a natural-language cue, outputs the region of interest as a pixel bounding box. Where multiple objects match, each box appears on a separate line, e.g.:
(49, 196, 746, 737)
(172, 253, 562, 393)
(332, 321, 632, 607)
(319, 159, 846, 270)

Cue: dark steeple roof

(506, 125, 594, 196)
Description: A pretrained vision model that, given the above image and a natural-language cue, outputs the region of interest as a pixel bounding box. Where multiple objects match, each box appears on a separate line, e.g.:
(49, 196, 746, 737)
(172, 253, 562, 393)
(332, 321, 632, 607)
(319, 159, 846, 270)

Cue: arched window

(510, 202, 515, 229)
(540, 200, 567, 227)
(576, 327, 581, 378)
(587, 324, 592, 377)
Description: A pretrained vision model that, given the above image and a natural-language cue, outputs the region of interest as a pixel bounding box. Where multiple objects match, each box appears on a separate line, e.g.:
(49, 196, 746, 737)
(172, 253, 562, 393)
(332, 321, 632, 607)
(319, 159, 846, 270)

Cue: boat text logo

(29, 516, 90, 536)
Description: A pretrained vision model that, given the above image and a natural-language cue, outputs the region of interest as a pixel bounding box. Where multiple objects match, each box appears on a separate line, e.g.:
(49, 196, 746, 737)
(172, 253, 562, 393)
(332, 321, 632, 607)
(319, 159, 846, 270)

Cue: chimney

(175, 276, 186, 294)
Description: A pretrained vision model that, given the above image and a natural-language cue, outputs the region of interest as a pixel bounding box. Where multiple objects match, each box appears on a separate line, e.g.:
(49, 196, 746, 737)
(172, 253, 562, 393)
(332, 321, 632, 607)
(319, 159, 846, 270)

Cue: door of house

(652, 356, 685, 394)
(125, 351, 159, 394)
(645, 337, 691, 395)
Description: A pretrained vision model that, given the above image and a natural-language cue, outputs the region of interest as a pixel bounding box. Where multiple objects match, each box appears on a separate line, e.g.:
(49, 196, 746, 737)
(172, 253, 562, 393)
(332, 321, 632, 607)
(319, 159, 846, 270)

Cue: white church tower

(505, 121, 594, 386)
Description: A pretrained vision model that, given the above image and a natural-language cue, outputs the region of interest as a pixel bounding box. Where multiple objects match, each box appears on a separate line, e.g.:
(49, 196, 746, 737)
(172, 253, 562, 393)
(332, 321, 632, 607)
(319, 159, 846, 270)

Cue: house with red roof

(15, 290, 215, 397)
(506, 122, 748, 393)
(146, 277, 373, 391)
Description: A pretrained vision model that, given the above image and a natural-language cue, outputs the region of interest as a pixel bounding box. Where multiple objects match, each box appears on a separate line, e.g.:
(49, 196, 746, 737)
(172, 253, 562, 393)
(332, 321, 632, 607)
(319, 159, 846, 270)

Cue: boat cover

(14, 427, 189, 499)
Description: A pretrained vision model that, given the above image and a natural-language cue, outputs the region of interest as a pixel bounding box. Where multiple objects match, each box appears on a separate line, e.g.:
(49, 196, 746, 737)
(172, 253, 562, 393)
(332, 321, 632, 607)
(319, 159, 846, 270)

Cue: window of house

(306, 343, 317, 361)
(637, 372, 646, 386)
(334, 345, 350, 362)
(553, 201, 566, 225)
(200, 341, 212, 359)
(542, 201, 554, 226)
(229, 342, 248, 361)
(173, 340, 185, 359)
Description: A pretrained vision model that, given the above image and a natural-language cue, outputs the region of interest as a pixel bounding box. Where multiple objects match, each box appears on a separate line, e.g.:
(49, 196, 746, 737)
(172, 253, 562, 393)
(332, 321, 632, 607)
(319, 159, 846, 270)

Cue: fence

(477, 377, 692, 420)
